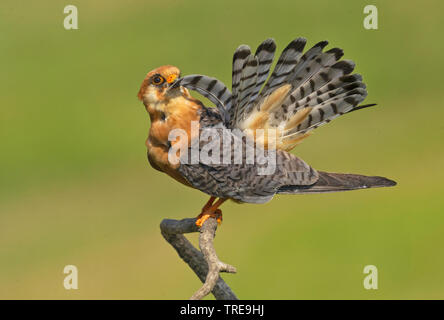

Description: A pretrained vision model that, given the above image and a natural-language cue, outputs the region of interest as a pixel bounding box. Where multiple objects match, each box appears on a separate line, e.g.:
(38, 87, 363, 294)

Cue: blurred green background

(1, 0, 443, 299)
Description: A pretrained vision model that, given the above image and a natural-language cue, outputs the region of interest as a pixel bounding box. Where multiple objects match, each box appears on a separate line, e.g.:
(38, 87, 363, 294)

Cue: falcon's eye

(152, 75, 164, 85)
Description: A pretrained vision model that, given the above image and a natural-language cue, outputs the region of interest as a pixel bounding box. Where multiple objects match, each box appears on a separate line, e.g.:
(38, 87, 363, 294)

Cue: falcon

(137, 37, 396, 227)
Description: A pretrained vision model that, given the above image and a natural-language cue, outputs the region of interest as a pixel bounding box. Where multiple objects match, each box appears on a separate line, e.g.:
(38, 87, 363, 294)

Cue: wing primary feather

(258, 37, 307, 102)
(230, 45, 252, 125)
(231, 46, 251, 103)
(233, 55, 259, 126)
(286, 40, 330, 85)
(172, 75, 232, 123)
(346, 103, 377, 113)
(248, 38, 276, 104)
(175, 37, 373, 152)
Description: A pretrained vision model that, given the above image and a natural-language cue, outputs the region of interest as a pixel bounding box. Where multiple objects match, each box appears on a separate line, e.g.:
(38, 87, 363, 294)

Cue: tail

(277, 171, 397, 194)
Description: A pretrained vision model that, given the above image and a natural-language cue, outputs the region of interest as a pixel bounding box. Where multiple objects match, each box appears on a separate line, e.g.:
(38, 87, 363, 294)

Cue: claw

(196, 209, 222, 227)
(195, 198, 226, 228)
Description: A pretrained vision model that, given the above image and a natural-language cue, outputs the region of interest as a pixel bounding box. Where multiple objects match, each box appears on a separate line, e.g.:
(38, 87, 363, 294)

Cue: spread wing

(171, 38, 277, 127)
(169, 74, 232, 124)
(174, 37, 370, 151)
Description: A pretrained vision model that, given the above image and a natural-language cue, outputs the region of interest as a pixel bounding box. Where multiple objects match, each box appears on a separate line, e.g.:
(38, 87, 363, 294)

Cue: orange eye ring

(152, 75, 164, 85)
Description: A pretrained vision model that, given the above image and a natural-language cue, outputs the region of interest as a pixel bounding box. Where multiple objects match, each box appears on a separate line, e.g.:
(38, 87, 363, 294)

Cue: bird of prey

(138, 37, 396, 227)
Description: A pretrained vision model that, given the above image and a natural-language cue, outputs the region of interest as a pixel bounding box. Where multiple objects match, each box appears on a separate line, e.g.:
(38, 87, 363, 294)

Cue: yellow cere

(167, 74, 177, 83)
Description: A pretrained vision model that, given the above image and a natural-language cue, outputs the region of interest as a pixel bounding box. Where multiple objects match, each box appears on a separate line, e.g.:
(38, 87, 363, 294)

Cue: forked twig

(160, 217, 238, 300)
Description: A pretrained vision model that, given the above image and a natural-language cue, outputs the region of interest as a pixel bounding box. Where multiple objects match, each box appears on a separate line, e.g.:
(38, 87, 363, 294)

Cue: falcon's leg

(196, 198, 227, 227)
(200, 196, 216, 213)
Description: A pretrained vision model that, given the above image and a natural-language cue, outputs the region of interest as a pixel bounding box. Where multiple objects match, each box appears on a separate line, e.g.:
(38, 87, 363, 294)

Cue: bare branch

(160, 217, 238, 300)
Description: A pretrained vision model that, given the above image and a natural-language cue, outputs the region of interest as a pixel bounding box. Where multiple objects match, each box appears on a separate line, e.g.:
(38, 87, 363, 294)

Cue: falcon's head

(137, 65, 181, 104)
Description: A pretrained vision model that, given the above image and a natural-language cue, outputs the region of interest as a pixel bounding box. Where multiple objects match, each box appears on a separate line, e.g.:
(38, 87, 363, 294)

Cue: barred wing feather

(175, 37, 371, 152)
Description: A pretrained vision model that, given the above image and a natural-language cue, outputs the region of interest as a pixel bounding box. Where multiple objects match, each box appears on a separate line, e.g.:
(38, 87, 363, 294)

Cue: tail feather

(277, 171, 397, 194)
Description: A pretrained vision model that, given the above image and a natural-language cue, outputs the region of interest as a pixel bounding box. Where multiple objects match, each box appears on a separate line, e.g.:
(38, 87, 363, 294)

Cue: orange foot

(196, 209, 223, 227)
(195, 197, 227, 228)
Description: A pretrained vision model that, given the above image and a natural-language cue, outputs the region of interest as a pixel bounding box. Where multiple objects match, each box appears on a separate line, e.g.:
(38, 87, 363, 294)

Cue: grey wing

(177, 129, 318, 203)
(173, 38, 277, 128)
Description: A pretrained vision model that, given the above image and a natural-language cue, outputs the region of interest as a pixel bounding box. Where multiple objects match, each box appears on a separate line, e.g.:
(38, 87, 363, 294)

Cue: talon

(195, 198, 226, 227)
(195, 209, 223, 227)
(214, 209, 223, 225)
(195, 213, 209, 228)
